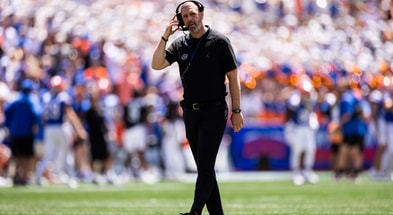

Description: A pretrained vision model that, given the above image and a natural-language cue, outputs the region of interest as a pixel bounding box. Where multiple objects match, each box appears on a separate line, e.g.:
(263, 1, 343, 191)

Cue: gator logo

(181, 53, 189, 60)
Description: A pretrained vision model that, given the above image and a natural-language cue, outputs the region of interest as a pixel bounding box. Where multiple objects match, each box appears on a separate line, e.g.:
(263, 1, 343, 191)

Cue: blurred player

(374, 90, 393, 180)
(69, 80, 93, 182)
(36, 75, 87, 187)
(367, 87, 388, 179)
(122, 89, 146, 178)
(84, 80, 120, 185)
(4, 79, 41, 185)
(336, 81, 370, 181)
(161, 101, 187, 179)
(284, 75, 320, 185)
(0, 80, 12, 187)
(0, 143, 12, 187)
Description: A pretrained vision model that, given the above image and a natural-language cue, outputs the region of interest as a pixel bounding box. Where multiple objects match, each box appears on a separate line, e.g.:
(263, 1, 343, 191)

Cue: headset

(176, 0, 205, 31)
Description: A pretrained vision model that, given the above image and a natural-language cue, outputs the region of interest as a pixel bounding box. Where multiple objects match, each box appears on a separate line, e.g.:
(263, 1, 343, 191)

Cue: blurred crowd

(0, 0, 392, 187)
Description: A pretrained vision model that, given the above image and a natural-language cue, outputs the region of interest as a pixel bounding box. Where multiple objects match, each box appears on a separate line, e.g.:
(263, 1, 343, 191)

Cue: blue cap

(21, 79, 34, 92)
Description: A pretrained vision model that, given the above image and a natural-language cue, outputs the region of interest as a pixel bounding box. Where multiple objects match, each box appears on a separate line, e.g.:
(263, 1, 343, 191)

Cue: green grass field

(0, 172, 392, 215)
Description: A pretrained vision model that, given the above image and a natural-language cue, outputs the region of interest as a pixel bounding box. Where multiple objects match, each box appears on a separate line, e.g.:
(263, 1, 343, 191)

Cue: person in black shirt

(152, 1, 244, 215)
(85, 88, 113, 184)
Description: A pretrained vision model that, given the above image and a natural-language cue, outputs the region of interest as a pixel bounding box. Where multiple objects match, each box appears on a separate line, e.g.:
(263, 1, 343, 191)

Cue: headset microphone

(175, 0, 204, 31)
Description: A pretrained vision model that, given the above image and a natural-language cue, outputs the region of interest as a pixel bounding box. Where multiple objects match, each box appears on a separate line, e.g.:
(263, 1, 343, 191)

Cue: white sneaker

(304, 171, 320, 184)
(93, 174, 106, 185)
(36, 177, 48, 187)
(293, 173, 305, 186)
(140, 167, 161, 184)
(68, 178, 79, 189)
(106, 171, 121, 186)
(369, 168, 390, 180)
(0, 176, 13, 187)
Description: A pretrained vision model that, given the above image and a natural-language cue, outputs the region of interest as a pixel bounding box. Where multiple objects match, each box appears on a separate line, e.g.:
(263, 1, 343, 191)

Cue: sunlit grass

(0, 172, 392, 215)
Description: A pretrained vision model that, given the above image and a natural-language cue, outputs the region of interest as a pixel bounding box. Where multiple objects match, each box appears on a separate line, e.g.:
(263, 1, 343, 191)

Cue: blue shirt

(5, 93, 40, 137)
(286, 90, 316, 126)
(380, 92, 393, 122)
(42, 91, 71, 125)
(340, 90, 368, 136)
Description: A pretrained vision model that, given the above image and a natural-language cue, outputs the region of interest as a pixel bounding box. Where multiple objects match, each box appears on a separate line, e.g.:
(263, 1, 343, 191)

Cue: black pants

(10, 135, 35, 157)
(182, 102, 228, 215)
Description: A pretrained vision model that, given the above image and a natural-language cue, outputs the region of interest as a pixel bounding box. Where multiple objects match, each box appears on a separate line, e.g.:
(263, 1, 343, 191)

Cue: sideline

(178, 171, 296, 183)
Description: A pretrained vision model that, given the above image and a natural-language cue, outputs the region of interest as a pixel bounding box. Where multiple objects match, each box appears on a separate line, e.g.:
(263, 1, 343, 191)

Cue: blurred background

(0, 0, 392, 186)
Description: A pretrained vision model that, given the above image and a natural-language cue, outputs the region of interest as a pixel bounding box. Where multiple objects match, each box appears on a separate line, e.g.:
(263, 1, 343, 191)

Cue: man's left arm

(227, 69, 244, 132)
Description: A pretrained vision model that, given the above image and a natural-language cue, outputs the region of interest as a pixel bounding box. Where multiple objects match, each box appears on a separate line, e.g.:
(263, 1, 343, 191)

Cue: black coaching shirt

(165, 26, 238, 102)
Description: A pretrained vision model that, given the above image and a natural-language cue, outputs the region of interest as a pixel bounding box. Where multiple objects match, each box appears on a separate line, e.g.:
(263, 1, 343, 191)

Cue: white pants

(381, 123, 393, 173)
(376, 117, 387, 146)
(161, 120, 186, 179)
(36, 124, 71, 178)
(122, 124, 147, 154)
(285, 124, 316, 171)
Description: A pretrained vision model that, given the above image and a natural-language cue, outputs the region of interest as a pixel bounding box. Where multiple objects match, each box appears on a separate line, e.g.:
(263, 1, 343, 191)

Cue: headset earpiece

(176, 11, 184, 29)
(175, 0, 205, 31)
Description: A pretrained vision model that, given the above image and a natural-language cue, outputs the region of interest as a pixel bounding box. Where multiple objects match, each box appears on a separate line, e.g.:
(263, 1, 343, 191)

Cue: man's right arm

(151, 14, 179, 70)
(151, 36, 170, 70)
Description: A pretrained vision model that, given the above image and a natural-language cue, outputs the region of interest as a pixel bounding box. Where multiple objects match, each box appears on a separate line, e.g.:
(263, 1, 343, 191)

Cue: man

(69, 80, 93, 182)
(283, 76, 319, 186)
(336, 81, 370, 181)
(4, 79, 41, 185)
(371, 89, 393, 180)
(122, 89, 154, 180)
(151, 1, 244, 215)
(367, 87, 387, 179)
(84, 82, 120, 185)
(36, 75, 87, 187)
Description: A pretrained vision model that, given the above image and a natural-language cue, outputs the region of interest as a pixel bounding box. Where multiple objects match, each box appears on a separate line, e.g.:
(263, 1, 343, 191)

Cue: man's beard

(188, 22, 200, 33)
